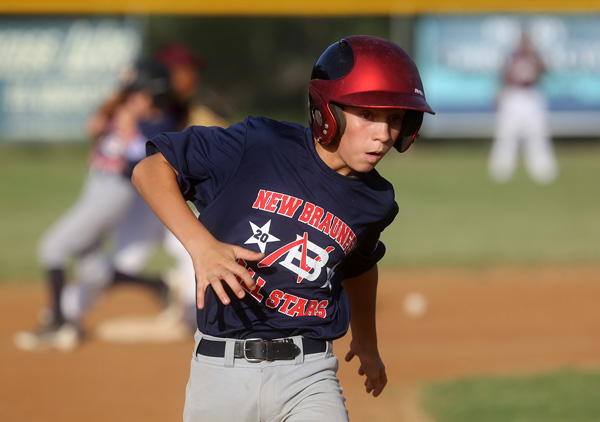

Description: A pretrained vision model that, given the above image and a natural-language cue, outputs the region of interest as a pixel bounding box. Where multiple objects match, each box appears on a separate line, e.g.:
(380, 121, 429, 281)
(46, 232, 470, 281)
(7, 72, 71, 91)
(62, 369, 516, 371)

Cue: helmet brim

(310, 82, 435, 115)
(335, 91, 435, 115)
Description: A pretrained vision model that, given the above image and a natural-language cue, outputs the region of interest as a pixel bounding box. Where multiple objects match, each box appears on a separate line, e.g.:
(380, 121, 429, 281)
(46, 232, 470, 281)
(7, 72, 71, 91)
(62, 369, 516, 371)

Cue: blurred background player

(14, 60, 179, 351)
(488, 30, 558, 184)
(107, 43, 229, 333)
(16, 44, 229, 351)
(106, 44, 207, 331)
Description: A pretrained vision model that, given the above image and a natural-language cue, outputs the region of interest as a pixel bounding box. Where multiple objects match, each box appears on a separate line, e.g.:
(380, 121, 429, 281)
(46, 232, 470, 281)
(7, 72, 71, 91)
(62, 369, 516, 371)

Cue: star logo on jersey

(245, 220, 280, 253)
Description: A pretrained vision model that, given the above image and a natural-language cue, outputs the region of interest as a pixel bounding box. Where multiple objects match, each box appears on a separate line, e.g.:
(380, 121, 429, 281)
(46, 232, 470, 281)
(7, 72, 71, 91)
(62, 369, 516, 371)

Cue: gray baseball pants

(183, 330, 349, 422)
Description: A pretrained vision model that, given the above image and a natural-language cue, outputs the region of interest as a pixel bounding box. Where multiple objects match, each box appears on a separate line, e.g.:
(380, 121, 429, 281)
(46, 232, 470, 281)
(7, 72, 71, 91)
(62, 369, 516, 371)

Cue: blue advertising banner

(0, 17, 143, 142)
(414, 14, 600, 137)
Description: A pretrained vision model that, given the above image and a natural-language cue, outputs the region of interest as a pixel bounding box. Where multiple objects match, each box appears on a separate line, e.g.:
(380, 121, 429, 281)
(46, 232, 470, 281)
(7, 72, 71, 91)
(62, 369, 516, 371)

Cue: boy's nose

(373, 122, 395, 143)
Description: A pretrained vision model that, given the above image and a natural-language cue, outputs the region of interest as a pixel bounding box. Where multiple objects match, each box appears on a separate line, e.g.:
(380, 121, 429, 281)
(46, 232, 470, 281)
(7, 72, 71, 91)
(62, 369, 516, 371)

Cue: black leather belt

(196, 337, 327, 362)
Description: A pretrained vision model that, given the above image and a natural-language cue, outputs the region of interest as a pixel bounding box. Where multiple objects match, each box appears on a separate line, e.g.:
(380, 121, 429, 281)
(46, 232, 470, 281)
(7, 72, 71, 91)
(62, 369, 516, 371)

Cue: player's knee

(38, 232, 67, 267)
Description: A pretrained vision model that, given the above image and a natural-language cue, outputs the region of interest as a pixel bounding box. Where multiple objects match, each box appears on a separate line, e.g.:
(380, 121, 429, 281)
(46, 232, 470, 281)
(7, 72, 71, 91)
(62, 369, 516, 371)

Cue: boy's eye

(388, 114, 405, 127)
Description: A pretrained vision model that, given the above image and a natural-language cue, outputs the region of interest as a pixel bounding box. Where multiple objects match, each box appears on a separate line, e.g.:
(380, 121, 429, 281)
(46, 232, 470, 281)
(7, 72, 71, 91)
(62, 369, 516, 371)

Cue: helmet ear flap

(329, 103, 345, 144)
(394, 110, 423, 152)
(309, 92, 339, 145)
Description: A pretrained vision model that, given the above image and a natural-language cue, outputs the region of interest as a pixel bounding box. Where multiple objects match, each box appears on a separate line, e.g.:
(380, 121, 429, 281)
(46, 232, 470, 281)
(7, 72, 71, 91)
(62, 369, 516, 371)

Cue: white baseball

(403, 291, 428, 318)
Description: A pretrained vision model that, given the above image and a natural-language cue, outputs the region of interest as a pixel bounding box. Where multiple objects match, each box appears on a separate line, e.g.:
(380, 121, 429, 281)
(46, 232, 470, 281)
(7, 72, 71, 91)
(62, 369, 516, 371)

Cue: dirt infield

(2, 266, 600, 422)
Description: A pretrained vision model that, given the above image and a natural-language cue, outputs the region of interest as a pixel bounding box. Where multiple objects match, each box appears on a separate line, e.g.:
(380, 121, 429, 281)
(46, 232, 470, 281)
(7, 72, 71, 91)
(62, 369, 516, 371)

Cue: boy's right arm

(132, 153, 264, 308)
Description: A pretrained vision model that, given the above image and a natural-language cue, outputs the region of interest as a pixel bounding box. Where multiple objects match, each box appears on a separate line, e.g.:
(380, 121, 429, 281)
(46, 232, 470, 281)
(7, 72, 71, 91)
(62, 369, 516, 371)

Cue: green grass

(1, 141, 600, 281)
(422, 369, 600, 422)
(0, 143, 90, 282)
(376, 141, 600, 268)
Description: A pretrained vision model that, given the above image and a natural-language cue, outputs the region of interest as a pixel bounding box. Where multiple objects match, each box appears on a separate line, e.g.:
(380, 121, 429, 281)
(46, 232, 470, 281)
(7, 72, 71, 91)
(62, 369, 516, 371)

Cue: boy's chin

(349, 163, 376, 175)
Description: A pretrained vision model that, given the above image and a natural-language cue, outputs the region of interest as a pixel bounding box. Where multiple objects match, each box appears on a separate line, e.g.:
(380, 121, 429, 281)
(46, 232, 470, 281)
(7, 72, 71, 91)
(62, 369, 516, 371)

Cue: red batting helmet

(309, 35, 435, 152)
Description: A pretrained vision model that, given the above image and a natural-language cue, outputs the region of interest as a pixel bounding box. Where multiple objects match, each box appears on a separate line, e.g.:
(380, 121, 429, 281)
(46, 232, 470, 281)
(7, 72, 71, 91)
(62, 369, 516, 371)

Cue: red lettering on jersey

(298, 202, 315, 223)
(254, 190, 359, 255)
(264, 192, 283, 213)
(305, 300, 318, 316)
(315, 300, 328, 318)
(237, 258, 253, 275)
(278, 293, 298, 314)
(247, 277, 265, 302)
(317, 212, 334, 235)
(329, 217, 343, 238)
(266, 290, 284, 308)
(308, 205, 324, 228)
(235, 259, 264, 301)
(266, 292, 327, 319)
(335, 223, 351, 248)
(252, 189, 272, 210)
(277, 195, 303, 218)
(235, 258, 252, 281)
(341, 231, 357, 253)
(286, 297, 307, 317)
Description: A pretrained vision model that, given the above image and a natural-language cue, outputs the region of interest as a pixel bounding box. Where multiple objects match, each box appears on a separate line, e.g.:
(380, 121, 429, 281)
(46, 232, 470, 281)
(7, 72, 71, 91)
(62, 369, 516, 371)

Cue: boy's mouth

(365, 151, 384, 162)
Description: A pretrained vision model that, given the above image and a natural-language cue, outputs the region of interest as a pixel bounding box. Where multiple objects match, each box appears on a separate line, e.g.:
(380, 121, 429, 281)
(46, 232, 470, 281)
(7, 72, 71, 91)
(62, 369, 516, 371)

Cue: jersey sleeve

(340, 200, 399, 279)
(146, 121, 247, 210)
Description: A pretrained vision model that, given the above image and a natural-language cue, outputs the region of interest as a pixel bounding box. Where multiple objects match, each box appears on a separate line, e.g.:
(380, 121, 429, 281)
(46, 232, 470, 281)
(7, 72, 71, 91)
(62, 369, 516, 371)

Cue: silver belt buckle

(243, 338, 267, 363)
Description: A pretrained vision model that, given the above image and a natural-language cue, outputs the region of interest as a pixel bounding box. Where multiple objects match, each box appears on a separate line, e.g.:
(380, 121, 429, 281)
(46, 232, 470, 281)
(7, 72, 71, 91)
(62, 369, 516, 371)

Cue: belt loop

(224, 339, 236, 367)
(293, 336, 304, 365)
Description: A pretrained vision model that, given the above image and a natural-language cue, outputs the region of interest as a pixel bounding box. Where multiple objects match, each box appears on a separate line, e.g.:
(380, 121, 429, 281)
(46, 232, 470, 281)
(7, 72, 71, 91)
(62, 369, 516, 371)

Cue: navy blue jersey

(148, 117, 398, 341)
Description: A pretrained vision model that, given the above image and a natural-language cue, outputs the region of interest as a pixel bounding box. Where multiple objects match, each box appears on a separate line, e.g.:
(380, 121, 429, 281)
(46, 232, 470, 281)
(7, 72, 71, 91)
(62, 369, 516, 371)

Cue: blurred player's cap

(155, 43, 207, 70)
(121, 60, 171, 94)
(120, 60, 174, 109)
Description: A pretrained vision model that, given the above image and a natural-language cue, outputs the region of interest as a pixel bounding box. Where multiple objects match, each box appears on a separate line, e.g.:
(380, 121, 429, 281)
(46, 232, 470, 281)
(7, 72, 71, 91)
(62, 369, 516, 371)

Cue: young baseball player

(489, 30, 558, 184)
(133, 35, 434, 421)
(14, 60, 179, 351)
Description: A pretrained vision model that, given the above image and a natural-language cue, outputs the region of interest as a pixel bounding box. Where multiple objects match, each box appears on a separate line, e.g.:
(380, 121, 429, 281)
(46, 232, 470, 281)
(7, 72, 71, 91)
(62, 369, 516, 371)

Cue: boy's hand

(192, 238, 264, 309)
(345, 339, 388, 397)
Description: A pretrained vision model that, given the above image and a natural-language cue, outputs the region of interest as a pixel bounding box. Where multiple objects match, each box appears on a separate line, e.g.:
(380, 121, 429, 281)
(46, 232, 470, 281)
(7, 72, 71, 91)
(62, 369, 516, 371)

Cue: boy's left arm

(342, 264, 387, 397)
